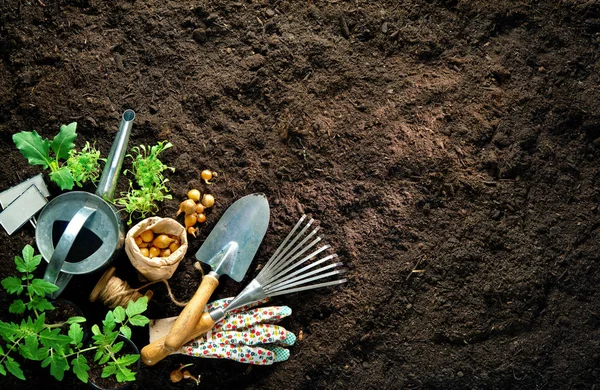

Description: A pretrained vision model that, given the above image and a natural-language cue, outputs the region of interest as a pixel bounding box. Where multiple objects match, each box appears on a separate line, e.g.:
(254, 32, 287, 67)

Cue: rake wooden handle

(141, 311, 217, 366)
(164, 273, 219, 351)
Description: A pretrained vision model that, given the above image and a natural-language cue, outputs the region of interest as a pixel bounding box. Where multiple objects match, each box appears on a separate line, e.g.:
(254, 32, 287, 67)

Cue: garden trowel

(141, 193, 269, 365)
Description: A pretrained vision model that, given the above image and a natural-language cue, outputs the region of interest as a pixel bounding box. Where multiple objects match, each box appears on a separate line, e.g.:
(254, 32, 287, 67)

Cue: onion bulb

(201, 194, 215, 208)
(195, 203, 205, 215)
(149, 246, 161, 258)
(161, 248, 172, 257)
(187, 189, 201, 202)
(169, 242, 180, 252)
(177, 199, 197, 216)
(201, 169, 213, 184)
(135, 236, 143, 246)
(140, 248, 149, 257)
(152, 234, 175, 249)
(197, 213, 206, 223)
(140, 230, 154, 243)
(185, 213, 198, 229)
(187, 226, 198, 237)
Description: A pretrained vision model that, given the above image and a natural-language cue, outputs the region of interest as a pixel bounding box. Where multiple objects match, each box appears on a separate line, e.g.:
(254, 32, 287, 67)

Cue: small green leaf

(98, 352, 111, 365)
(9, 300, 26, 314)
(102, 311, 116, 333)
(125, 296, 148, 317)
(39, 328, 71, 350)
(2, 277, 23, 295)
(66, 316, 86, 324)
(30, 278, 59, 296)
(115, 365, 136, 382)
(49, 166, 75, 190)
(5, 356, 25, 380)
(119, 325, 131, 339)
(14, 256, 27, 273)
(68, 323, 84, 345)
(42, 354, 69, 381)
(129, 314, 150, 327)
(72, 355, 89, 383)
(91, 324, 101, 336)
(113, 306, 126, 323)
(50, 122, 77, 160)
(0, 362, 6, 376)
(13, 131, 52, 169)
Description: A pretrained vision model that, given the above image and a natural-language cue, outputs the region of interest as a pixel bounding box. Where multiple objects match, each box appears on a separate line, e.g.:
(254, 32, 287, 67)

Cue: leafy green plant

(0, 245, 149, 384)
(13, 123, 103, 190)
(115, 141, 175, 224)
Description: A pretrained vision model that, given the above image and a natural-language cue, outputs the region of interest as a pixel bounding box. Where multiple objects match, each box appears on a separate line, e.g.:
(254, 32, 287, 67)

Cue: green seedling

(0, 245, 149, 384)
(13, 123, 102, 190)
(115, 141, 174, 224)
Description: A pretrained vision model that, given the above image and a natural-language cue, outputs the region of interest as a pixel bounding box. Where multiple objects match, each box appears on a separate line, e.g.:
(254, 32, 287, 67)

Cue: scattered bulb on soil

(178, 199, 197, 216)
(202, 194, 215, 208)
(187, 189, 201, 202)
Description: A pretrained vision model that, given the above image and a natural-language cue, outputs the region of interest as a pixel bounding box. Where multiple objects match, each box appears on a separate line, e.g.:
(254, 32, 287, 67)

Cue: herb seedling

(13, 123, 102, 190)
(115, 141, 174, 224)
(0, 245, 149, 384)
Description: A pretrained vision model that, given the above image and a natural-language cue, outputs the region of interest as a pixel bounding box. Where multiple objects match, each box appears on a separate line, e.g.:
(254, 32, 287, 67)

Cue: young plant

(13, 123, 102, 190)
(115, 141, 175, 224)
(0, 245, 149, 384)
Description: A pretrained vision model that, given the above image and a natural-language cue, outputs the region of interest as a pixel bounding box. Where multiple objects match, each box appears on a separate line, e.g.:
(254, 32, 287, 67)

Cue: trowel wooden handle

(141, 312, 217, 366)
(164, 273, 219, 351)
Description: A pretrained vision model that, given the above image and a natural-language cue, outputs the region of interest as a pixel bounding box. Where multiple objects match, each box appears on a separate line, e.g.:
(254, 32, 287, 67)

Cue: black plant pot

(47, 298, 90, 340)
(87, 335, 141, 390)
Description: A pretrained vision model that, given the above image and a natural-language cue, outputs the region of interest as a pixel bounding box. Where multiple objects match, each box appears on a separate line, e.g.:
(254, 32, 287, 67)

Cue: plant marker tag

(0, 185, 48, 235)
(0, 174, 50, 208)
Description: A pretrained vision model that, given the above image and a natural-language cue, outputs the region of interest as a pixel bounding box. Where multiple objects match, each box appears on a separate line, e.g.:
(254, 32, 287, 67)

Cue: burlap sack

(125, 217, 188, 281)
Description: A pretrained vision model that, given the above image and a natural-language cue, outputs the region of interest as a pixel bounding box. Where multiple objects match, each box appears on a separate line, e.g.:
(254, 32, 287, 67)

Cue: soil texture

(1, 0, 600, 389)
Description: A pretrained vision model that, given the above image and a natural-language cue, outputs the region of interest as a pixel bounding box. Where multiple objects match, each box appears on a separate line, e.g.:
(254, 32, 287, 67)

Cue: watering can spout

(96, 109, 135, 201)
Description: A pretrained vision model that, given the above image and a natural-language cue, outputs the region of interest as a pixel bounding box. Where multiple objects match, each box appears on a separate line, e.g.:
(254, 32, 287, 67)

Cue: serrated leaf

(119, 325, 131, 339)
(22, 245, 41, 272)
(101, 362, 117, 378)
(115, 365, 136, 382)
(111, 341, 124, 355)
(18, 336, 45, 361)
(42, 354, 69, 381)
(28, 295, 55, 312)
(103, 311, 116, 333)
(13, 131, 52, 169)
(129, 314, 150, 327)
(116, 353, 139, 366)
(51, 122, 77, 160)
(9, 300, 26, 314)
(68, 323, 84, 346)
(98, 352, 111, 365)
(14, 256, 26, 273)
(72, 355, 89, 383)
(0, 321, 18, 341)
(66, 316, 86, 324)
(113, 306, 126, 323)
(39, 328, 71, 350)
(0, 362, 6, 376)
(125, 296, 148, 317)
(5, 356, 25, 380)
(94, 349, 103, 363)
(30, 278, 59, 296)
(2, 277, 23, 295)
(49, 166, 75, 190)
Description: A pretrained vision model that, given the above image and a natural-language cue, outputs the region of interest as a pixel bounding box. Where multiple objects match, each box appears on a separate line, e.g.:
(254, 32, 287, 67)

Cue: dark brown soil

(1, 0, 600, 389)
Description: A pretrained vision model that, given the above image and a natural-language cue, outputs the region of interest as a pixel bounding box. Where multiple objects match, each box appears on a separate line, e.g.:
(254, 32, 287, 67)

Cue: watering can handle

(43, 202, 98, 298)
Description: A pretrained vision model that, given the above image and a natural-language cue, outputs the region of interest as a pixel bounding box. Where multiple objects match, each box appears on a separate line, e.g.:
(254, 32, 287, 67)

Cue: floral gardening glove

(180, 298, 296, 365)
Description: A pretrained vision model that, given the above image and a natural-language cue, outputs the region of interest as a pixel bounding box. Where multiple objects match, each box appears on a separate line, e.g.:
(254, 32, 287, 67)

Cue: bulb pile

(135, 230, 181, 258)
(178, 170, 216, 237)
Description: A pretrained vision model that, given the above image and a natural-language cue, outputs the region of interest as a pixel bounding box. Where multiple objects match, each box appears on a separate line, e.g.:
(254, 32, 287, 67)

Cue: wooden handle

(142, 312, 217, 366)
(164, 273, 219, 350)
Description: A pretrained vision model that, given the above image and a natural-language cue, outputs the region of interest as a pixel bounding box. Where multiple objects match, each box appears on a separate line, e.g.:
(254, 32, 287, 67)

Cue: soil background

(1, 0, 600, 389)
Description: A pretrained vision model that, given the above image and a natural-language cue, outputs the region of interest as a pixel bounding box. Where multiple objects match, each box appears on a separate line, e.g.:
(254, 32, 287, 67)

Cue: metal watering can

(36, 110, 135, 298)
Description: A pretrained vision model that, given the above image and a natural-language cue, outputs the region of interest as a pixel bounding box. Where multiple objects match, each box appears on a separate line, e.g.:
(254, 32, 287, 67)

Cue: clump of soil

(1, 0, 600, 389)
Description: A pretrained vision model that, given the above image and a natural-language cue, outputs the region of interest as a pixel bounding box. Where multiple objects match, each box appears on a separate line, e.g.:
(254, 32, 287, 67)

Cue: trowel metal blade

(195, 193, 269, 282)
